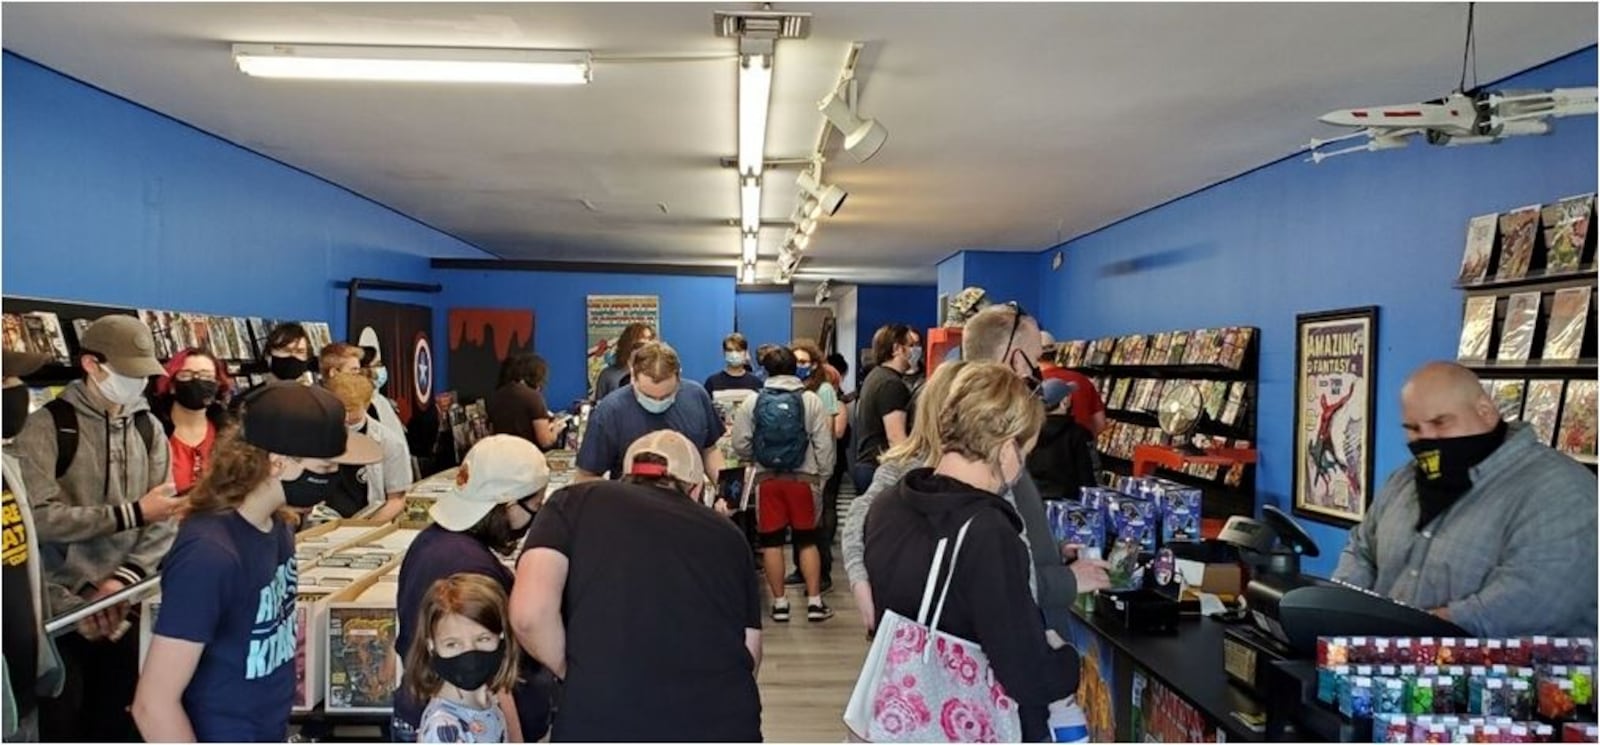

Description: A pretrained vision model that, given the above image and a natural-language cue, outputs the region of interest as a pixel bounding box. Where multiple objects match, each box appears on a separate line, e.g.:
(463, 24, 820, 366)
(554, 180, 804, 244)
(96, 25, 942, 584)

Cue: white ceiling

(3, 3, 1595, 285)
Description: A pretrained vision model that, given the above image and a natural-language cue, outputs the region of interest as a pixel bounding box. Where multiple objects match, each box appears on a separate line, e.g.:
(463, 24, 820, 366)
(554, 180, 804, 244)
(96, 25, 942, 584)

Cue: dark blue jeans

(851, 462, 878, 496)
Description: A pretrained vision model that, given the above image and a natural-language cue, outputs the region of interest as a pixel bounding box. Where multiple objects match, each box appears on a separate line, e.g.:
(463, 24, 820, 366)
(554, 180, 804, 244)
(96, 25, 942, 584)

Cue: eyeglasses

(173, 370, 218, 383)
(1000, 302, 1044, 399)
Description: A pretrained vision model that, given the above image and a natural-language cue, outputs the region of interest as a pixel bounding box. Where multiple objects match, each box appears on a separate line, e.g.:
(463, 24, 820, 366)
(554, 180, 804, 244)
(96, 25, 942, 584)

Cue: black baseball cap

(241, 383, 382, 464)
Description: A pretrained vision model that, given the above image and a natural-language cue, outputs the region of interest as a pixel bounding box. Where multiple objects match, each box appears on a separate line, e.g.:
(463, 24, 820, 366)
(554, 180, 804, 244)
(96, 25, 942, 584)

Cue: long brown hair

(403, 574, 520, 699)
(185, 427, 272, 514)
(614, 323, 656, 371)
(790, 338, 836, 393)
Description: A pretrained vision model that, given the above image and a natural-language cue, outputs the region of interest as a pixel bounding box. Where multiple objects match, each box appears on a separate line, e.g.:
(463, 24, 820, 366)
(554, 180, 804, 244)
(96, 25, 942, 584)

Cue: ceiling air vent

(713, 10, 811, 40)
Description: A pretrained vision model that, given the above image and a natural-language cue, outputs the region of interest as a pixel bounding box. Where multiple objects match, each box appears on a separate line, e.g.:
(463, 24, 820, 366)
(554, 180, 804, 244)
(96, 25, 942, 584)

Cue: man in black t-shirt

(511, 430, 763, 742)
(704, 332, 764, 396)
(488, 353, 559, 450)
(2, 351, 65, 741)
(852, 324, 921, 492)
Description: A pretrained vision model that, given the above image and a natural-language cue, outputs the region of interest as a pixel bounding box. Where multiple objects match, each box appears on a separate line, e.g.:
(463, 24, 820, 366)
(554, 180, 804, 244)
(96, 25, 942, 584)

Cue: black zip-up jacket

(1027, 414, 1098, 500)
(864, 468, 1078, 741)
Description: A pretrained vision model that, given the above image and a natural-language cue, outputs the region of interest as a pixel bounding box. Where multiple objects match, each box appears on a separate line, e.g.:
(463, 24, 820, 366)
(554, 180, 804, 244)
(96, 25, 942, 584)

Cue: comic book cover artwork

(1295, 311, 1375, 526)
(585, 295, 659, 397)
(1490, 379, 1526, 422)
(1458, 213, 1500, 284)
(1557, 380, 1597, 462)
(1457, 296, 1497, 361)
(1543, 287, 1591, 361)
(1542, 194, 1593, 274)
(1496, 292, 1542, 363)
(326, 607, 399, 711)
(1495, 206, 1541, 281)
(30, 313, 70, 365)
(1523, 379, 1565, 447)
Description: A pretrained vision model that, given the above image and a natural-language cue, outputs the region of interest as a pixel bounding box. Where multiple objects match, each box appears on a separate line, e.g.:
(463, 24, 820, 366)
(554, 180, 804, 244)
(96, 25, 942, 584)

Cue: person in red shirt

(151, 349, 233, 493)
(1038, 332, 1107, 436)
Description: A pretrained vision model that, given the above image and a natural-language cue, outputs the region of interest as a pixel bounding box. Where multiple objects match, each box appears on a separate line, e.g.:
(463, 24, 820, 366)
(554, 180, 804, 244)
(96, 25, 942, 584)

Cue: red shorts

(756, 478, 817, 534)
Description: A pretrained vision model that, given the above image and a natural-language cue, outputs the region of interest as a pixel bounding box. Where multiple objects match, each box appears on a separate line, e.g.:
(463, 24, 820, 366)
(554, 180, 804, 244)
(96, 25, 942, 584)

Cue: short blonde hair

(882, 360, 970, 469)
(325, 371, 375, 414)
(630, 340, 681, 381)
(937, 362, 1045, 466)
(319, 342, 363, 377)
(961, 304, 1035, 362)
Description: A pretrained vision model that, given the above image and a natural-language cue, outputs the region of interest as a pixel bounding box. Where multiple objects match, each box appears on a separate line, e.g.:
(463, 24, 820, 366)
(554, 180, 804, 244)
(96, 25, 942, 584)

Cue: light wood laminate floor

(756, 561, 871, 743)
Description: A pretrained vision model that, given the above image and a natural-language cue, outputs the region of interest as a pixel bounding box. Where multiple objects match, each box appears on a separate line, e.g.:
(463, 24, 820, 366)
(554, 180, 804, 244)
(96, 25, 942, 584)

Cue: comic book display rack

(1452, 194, 1597, 466)
(1055, 326, 1261, 523)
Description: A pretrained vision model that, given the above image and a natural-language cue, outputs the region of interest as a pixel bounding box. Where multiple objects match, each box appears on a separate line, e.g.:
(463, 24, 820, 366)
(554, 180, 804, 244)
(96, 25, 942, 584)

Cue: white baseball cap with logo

(431, 434, 550, 531)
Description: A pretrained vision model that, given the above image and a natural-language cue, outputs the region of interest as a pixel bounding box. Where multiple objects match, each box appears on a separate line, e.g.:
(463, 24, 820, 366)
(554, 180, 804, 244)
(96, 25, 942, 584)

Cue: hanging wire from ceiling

(1457, 2, 1478, 93)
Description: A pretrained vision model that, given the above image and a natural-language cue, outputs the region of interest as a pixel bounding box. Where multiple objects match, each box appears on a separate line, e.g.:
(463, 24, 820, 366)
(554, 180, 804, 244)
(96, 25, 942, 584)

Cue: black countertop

(1071, 605, 1266, 742)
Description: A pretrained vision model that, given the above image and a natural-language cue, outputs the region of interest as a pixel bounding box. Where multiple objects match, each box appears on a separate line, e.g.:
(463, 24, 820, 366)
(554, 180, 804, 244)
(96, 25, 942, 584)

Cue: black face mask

(269, 356, 310, 381)
(1407, 421, 1508, 528)
(2, 386, 31, 439)
(173, 379, 219, 411)
(431, 643, 502, 691)
(282, 468, 337, 508)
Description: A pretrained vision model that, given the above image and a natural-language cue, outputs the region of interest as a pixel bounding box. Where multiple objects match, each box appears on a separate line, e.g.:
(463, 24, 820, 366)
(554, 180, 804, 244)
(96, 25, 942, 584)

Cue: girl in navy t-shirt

(132, 384, 382, 742)
(404, 575, 521, 744)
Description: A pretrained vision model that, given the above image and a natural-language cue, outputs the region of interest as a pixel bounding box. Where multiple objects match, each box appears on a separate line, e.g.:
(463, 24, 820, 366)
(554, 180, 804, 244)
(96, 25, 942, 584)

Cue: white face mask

(95, 366, 149, 407)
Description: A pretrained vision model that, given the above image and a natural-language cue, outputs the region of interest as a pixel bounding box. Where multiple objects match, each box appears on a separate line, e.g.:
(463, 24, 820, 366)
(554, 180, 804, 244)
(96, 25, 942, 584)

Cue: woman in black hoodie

(864, 362, 1077, 742)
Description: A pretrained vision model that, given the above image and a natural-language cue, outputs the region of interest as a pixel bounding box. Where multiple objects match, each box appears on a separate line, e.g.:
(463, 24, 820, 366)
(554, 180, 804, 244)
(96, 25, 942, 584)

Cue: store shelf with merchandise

(1056, 326, 1261, 524)
(1451, 194, 1597, 467)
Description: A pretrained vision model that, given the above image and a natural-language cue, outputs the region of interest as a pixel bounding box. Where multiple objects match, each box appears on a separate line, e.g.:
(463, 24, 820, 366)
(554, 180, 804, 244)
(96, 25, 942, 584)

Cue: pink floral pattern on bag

(872, 680, 933, 736)
(940, 698, 998, 742)
(886, 623, 928, 666)
(942, 642, 981, 687)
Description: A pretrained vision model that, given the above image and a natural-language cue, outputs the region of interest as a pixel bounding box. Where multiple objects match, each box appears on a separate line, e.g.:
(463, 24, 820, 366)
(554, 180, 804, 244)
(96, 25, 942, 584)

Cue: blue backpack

(752, 388, 808, 471)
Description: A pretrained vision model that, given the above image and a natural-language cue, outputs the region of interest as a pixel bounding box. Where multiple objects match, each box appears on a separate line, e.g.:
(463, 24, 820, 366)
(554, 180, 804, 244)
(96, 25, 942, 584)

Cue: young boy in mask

(392, 435, 554, 743)
(1, 351, 67, 742)
(704, 333, 763, 396)
(1332, 361, 1597, 638)
(13, 315, 181, 742)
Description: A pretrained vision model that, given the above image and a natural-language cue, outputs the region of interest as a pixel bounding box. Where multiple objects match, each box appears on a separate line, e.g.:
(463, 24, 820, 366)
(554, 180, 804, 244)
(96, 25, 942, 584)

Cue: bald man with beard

(1333, 361, 1596, 637)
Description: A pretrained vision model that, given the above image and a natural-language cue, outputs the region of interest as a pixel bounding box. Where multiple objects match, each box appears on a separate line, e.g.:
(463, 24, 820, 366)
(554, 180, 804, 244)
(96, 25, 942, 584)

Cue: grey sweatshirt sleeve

(730, 398, 754, 460)
(1011, 473, 1077, 637)
(842, 460, 910, 586)
(806, 392, 836, 477)
(12, 409, 130, 543)
(113, 420, 176, 586)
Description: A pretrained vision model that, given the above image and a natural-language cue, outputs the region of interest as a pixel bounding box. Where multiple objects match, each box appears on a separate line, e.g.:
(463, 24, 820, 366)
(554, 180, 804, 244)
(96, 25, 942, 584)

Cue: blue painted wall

(1036, 47, 1599, 576)
(734, 290, 794, 354)
(1, 53, 487, 340)
(960, 251, 1042, 315)
(856, 284, 939, 346)
(433, 268, 737, 409)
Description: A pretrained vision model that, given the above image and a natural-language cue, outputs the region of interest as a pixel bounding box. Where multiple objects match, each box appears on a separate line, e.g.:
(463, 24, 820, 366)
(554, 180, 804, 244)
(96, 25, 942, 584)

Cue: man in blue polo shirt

(575, 341, 725, 488)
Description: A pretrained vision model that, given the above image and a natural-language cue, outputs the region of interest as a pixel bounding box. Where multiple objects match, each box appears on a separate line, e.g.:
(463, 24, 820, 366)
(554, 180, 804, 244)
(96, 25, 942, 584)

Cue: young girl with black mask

(131, 384, 382, 742)
(153, 349, 234, 494)
(405, 575, 520, 744)
(392, 435, 553, 743)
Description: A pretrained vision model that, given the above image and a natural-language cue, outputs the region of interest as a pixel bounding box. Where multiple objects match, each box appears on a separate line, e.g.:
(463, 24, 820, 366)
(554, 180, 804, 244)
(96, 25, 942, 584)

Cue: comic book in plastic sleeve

(1522, 379, 1565, 447)
(1495, 206, 1541, 281)
(1541, 195, 1593, 274)
(1457, 296, 1498, 361)
(1557, 380, 1597, 462)
(1490, 379, 1526, 422)
(325, 605, 400, 712)
(1496, 292, 1541, 362)
(1458, 213, 1499, 284)
(1542, 287, 1591, 361)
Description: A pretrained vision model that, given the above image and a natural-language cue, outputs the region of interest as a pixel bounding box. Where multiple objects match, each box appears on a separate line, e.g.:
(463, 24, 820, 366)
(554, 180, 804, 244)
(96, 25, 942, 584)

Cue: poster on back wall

(1293, 306, 1378, 527)
(349, 298, 434, 425)
(585, 295, 659, 395)
(447, 309, 536, 404)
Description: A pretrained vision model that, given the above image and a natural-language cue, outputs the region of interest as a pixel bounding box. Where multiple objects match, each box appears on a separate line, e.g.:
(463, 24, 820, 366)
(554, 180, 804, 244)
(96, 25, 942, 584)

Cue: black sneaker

(807, 601, 835, 622)
(784, 571, 803, 587)
(771, 602, 791, 623)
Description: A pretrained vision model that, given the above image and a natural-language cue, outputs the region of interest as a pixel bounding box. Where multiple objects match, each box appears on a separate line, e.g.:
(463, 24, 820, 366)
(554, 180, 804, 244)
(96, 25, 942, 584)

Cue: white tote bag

(843, 518, 1023, 743)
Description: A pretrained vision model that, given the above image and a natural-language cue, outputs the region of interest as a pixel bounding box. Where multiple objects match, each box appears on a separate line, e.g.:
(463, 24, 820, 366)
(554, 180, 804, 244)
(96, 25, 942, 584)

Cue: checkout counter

(1064, 506, 1468, 743)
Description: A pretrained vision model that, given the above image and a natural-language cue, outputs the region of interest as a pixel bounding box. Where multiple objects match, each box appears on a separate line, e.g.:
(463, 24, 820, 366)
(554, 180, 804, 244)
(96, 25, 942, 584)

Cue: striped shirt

(1333, 423, 1597, 637)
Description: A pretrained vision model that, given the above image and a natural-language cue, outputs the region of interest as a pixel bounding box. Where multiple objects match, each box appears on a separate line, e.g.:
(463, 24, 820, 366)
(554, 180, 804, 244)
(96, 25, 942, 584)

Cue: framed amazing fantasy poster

(1293, 306, 1378, 527)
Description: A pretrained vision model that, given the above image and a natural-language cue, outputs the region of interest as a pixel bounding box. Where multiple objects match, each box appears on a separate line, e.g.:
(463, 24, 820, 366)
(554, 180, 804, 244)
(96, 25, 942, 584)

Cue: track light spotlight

(796, 169, 847, 217)
(778, 245, 801, 276)
(818, 87, 887, 163)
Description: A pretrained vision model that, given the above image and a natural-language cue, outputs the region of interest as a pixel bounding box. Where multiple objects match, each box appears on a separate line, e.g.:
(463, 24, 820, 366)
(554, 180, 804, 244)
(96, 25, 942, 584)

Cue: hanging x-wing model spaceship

(1304, 87, 1597, 163)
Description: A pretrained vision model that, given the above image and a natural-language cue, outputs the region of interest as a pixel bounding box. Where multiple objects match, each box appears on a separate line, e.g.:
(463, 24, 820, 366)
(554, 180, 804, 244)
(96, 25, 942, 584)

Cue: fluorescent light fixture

(232, 44, 592, 85)
(741, 232, 759, 265)
(740, 175, 762, 233)
(738, 53, 773, 175)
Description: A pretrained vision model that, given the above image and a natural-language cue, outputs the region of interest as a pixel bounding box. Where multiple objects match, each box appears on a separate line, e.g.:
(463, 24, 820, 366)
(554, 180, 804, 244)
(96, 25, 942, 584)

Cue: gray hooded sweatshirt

(12, 380, 174, 612)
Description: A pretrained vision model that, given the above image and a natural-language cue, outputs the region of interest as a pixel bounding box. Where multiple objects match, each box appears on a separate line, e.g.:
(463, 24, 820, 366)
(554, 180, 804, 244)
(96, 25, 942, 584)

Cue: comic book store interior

(0, 3, 1598, 744)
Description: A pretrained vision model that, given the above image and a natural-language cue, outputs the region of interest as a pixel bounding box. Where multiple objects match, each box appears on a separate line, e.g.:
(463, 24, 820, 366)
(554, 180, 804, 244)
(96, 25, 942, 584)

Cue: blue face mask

(604, 348, 617, 366)
(636, 390, 676, 414)
(724, 351, 746, 367)
(796, 364, 813, 380)
(907, 346, 924, 367)
(372, 367, 388, 390)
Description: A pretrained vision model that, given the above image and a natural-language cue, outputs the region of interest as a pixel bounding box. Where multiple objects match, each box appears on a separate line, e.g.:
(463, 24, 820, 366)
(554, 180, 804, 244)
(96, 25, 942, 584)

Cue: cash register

(1218, 506, 1465, 696)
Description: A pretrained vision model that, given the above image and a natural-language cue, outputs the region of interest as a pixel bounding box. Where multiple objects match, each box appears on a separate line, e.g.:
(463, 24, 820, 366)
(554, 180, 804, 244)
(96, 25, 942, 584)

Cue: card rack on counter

(2, 294, 332, 394)
(1054, 326, 1261, 521)
(1451, 194, 1597, 467)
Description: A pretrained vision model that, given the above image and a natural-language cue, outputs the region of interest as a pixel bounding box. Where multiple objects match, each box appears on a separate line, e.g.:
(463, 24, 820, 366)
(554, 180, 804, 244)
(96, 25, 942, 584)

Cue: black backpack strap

(44, 398, 78, 480)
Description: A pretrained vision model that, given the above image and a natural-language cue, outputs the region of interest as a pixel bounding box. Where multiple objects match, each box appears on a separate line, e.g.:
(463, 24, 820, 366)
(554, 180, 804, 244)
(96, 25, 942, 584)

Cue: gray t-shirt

(419, 696, 506, 743)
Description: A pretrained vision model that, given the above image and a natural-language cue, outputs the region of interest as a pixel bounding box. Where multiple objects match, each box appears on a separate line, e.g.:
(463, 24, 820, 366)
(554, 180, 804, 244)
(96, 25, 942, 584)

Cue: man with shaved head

(1333, 361, 1596, 637)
